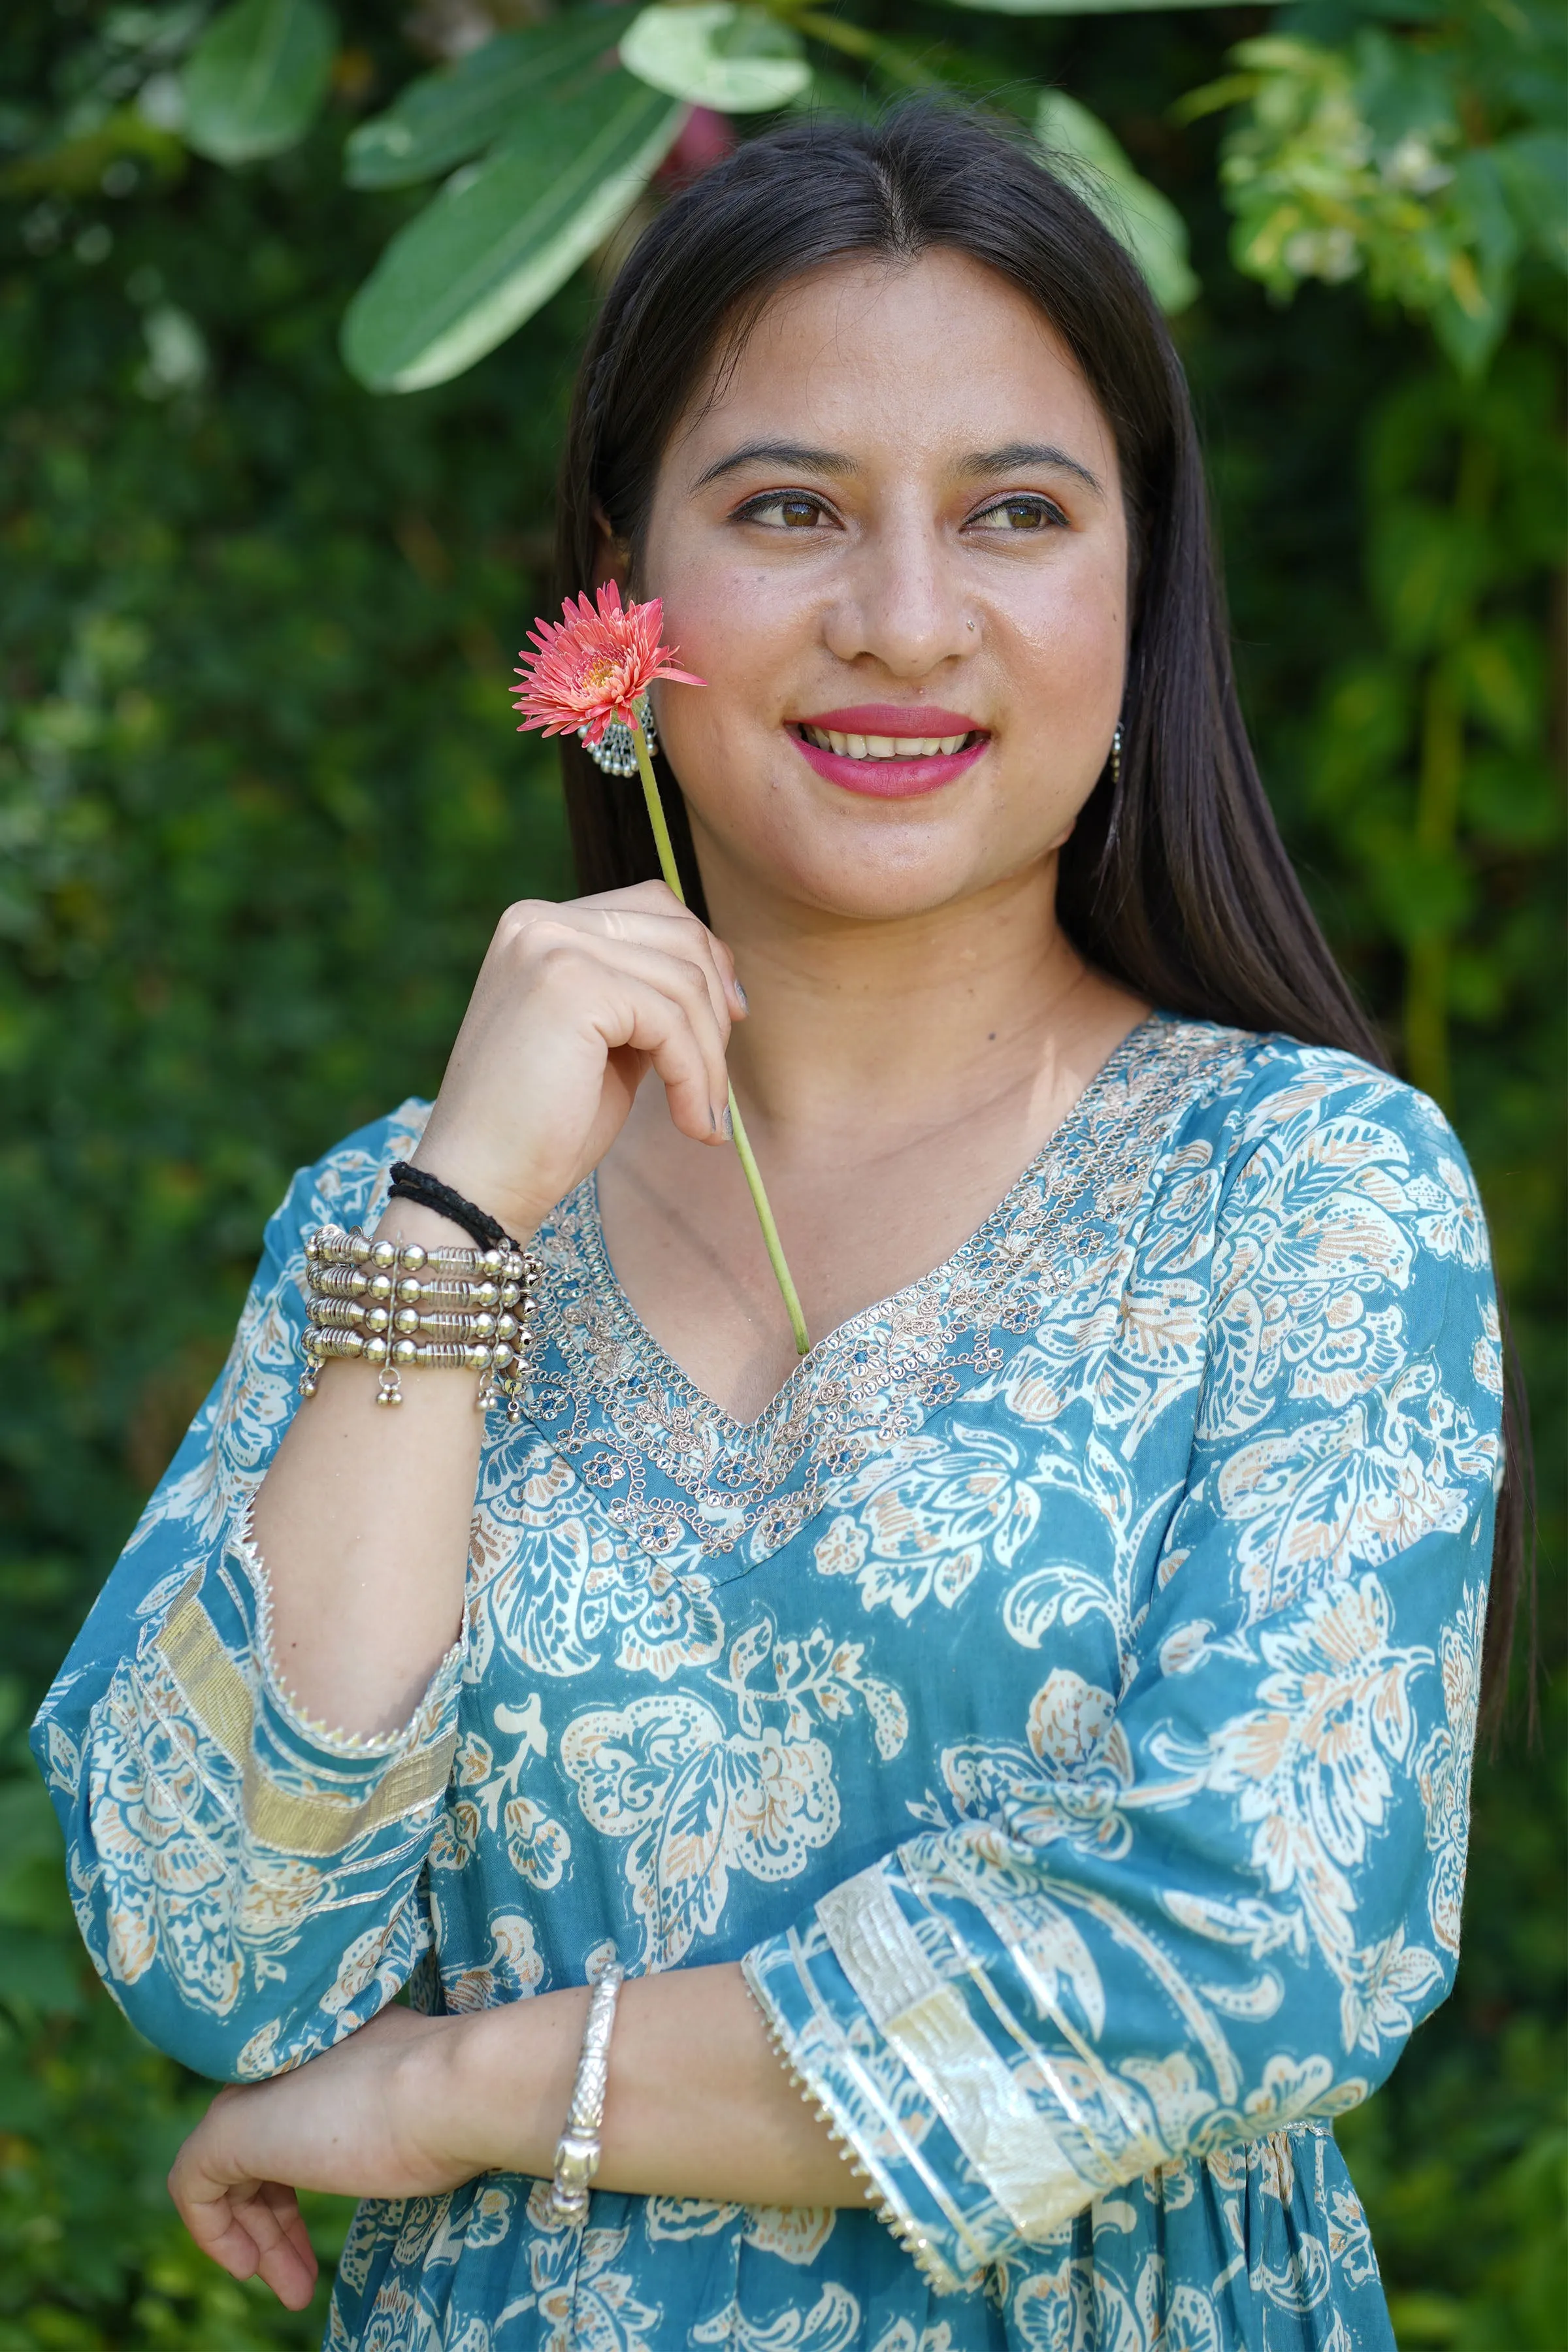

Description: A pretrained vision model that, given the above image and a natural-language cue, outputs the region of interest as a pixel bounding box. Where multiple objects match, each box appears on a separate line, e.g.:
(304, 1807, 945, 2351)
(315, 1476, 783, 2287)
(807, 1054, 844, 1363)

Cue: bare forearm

(253, 1198, 483, 1737)
(247, 890, 743, 1740)
(441, 1965, 868, 2210)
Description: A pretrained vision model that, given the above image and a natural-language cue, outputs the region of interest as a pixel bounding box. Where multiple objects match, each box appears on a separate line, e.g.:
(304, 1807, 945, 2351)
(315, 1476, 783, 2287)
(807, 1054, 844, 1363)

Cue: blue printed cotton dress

(33, 1017, 1501, 2352)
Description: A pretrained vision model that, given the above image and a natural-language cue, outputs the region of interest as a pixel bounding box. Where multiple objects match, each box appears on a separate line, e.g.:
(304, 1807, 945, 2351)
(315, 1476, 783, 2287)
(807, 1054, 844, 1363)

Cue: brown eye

(970, 495, 1064, 532)
(738, 492, 830, 530)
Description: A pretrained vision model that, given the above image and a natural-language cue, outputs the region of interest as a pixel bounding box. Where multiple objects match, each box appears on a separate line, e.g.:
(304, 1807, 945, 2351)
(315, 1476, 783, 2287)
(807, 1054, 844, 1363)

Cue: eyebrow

(691, 440, 857, 491)
(960, 442, 1104, 497)
(691, 437, 1104, 498)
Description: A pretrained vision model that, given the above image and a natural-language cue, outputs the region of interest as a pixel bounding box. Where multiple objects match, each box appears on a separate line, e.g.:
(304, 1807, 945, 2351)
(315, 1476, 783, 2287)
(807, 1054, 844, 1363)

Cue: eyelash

(971, 493, 1070, 532)
(730, 491, 1070, 533)
(732, 491, 835, 530)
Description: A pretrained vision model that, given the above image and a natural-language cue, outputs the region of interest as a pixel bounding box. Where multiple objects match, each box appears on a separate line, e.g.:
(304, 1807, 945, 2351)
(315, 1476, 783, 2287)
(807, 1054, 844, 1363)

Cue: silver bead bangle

(544, 1963, 626, 2228)
(299, 1222, 540, 1418)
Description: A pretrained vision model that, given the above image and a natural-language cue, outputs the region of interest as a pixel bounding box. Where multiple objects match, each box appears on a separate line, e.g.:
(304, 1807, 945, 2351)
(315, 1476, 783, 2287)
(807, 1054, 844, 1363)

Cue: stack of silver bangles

(299, 1224, 540, 1417)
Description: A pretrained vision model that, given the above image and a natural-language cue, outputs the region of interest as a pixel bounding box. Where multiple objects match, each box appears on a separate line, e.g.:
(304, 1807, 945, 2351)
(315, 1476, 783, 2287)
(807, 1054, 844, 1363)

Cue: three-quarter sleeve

(29, 1105, 460, 2082)
(743, 1068, 1502, 2293)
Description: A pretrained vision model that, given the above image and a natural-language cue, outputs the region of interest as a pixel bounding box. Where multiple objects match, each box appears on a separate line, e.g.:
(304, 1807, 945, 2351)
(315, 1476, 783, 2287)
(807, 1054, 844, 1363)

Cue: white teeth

(804, 725, 975, 760)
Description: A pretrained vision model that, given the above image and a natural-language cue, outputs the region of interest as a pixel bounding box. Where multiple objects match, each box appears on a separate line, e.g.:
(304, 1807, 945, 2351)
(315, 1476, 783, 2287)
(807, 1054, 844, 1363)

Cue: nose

(821, 503, 972, 679)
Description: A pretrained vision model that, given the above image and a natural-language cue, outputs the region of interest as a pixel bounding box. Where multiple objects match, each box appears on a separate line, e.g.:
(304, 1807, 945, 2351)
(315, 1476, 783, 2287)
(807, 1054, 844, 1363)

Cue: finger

(240, 2182, 319, 2311)
(546, 889, 748, 1026)
(167, 2107, 306, 2299)
(206, 2181, 315, 2309)
(583, 877, 688, 920)
(560, 933, 733, 1111)
(599, 911, 743, 1032)
(169, 2160, 267, 2278)
(586, 968, 733, 1146)
(528, 937, 732, 1143)
(544, 898, 744, 1030)
(708, 931, 747, 1022)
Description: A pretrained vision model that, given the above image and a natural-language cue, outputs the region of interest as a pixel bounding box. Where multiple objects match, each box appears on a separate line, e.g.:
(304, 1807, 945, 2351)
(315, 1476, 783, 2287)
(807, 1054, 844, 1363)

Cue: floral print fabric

(33, 1017, 1499, 2350)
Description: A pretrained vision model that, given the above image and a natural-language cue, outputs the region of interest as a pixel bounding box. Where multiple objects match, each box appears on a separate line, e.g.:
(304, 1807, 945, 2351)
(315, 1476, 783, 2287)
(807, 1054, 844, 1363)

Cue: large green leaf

(1035, 91, 1198, 312)
(182, 0, 336, 166)
(342, 70, 684, 393)
(346, 10, 638, 190)
(621, 5, 810, 112)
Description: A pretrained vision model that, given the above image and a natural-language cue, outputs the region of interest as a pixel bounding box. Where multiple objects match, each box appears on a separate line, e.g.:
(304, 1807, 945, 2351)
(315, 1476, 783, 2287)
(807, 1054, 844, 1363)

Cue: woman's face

(637, 247, 1129, 926)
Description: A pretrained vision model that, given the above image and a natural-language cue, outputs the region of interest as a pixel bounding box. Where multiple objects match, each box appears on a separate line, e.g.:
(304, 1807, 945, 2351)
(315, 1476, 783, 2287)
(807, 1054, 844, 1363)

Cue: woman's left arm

(734, 1068, 1506, 2292)
(169, 1959, 865, 2306)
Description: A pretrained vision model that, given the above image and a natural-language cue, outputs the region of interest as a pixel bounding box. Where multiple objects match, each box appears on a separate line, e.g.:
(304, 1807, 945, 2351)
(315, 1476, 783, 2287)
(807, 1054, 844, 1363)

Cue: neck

(694, 840, 1115, 1165)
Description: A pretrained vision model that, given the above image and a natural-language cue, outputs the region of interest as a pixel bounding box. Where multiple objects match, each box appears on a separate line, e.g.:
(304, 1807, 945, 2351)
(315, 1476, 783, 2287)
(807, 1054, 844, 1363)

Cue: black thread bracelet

(386, 1162, 523, 1255)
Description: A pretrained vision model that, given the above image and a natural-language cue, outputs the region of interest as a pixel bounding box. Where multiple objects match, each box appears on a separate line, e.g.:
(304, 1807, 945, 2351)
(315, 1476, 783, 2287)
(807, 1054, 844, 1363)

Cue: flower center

(581, 657, 621, 694)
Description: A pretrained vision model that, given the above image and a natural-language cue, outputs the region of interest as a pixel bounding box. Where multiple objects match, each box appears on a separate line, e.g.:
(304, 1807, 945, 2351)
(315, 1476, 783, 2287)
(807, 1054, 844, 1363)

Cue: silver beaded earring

(583, 694, 655, 777)
(1110, 723, 1123, 789)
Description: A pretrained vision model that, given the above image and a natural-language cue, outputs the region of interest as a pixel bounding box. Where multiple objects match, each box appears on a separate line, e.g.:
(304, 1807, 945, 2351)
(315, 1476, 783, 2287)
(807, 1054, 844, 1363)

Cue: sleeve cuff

(146, 1507, 463, 1861)
(745, 1853, 1102, 2293)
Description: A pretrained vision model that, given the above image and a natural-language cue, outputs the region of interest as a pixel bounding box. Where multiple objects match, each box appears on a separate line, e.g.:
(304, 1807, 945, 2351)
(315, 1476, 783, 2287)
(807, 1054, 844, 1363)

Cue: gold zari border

(818, 1868, 1092, 2241)
(156, 1586, 454, 1857)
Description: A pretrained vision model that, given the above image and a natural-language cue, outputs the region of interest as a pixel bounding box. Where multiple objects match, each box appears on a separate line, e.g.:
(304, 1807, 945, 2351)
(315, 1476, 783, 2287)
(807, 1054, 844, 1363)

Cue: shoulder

(1141, 1015, 1490, 1275)
(262, 1098, 433, 1262)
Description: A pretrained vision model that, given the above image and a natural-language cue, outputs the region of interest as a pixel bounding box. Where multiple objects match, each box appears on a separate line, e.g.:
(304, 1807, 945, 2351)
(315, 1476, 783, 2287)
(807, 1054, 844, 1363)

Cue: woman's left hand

(169, 1964, 864, 2308)
(167, 2006, 470, 2309)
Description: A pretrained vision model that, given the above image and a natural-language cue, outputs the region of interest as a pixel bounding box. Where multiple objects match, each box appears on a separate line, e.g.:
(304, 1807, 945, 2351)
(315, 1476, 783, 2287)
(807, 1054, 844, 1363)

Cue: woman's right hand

(409, 880, 745, 1241)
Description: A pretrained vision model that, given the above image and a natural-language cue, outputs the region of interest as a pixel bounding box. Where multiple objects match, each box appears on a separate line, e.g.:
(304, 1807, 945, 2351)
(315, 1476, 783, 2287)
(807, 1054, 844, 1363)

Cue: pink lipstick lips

(789, 704, 988, 800)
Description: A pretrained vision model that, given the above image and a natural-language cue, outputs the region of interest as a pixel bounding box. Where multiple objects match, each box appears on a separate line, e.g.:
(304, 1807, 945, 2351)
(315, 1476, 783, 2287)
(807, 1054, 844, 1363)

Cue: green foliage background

(1, 3, 1561, 2346)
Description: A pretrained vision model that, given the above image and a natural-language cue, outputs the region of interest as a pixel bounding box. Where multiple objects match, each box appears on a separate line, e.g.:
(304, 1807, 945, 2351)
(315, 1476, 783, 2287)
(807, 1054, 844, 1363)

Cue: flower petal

(512, 585, 705, 743)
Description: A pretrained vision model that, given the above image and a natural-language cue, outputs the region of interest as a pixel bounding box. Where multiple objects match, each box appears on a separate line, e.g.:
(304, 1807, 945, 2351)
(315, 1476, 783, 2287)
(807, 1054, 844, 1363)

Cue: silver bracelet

(545, 1963, 626, 2227)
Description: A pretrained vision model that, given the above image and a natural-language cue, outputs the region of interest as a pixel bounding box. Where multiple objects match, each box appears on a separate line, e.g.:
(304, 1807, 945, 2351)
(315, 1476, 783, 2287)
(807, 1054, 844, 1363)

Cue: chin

(748, 824, 1034, 926)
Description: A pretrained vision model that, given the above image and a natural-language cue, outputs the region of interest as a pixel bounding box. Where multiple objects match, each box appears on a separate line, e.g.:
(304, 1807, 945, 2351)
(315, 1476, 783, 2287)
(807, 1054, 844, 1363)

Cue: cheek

(1007, 545, 1125, 685)
(655, 547, 816, 701)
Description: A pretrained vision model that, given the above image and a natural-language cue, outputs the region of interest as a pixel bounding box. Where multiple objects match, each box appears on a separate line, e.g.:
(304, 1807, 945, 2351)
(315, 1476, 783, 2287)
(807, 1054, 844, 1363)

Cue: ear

(591, 504, 630, 594)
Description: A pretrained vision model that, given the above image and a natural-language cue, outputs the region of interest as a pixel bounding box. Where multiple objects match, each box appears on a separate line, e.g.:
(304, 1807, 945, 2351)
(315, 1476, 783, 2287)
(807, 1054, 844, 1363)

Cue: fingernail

(734, 980, 749, 1012)
(722, 1104, 734, 1139)
(710, 1105, 719, 1134)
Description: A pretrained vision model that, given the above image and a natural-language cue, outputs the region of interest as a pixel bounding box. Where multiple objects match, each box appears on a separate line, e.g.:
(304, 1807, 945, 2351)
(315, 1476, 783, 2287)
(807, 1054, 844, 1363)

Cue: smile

(788, 704, 989, 800)
(798, 726, 977, 759)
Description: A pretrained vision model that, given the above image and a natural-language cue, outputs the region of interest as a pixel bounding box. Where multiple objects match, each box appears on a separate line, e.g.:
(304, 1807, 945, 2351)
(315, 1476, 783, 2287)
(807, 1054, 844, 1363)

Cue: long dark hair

(549, 102, 1530, 1722)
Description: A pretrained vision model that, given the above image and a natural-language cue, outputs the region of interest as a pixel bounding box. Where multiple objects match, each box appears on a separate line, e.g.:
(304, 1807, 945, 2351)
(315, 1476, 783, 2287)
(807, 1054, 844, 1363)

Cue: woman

(34, 107, 1517, 2351)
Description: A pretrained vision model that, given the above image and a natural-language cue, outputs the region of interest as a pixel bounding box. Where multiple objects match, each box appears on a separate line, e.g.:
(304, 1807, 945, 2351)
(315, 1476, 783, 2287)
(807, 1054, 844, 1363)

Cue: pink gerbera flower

(512, 581, 703, 751)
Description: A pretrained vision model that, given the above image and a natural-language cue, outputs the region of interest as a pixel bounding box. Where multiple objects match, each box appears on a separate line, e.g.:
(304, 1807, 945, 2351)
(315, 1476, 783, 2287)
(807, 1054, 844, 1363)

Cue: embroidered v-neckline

(576, 1011, 1161, 1441)
(519, 1014, 1251, 1565)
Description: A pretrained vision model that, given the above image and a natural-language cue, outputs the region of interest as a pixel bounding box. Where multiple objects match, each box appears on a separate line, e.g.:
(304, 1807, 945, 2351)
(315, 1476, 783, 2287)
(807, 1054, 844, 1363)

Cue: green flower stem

(629, 715, 810, 1356)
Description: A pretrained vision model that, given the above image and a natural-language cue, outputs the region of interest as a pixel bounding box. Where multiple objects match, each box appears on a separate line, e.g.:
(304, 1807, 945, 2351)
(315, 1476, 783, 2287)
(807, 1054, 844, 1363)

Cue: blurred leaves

(621, 6, 812, 113)
(344, 10, 638, 191)
(1304, 347, 1563, 1100)
(1183, 3, 1567, 376)
(1035, 88, 1199, 310)
(182, 0, 337, 167)
(341, 69, 683, 391)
